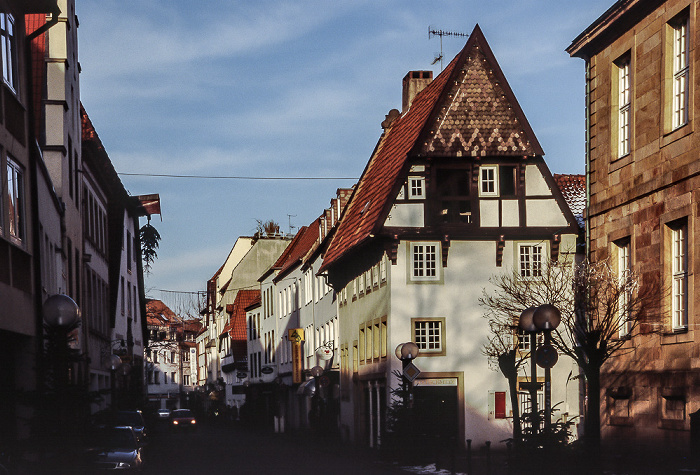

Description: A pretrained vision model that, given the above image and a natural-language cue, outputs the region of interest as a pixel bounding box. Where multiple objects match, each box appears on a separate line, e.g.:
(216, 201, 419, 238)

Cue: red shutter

(495, 391, 506, 419)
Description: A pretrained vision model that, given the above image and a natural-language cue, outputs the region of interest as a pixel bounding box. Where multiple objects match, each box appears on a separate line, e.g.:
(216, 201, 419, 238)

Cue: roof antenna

(428, 26, 468, 71)
(287, 214, 297, 237)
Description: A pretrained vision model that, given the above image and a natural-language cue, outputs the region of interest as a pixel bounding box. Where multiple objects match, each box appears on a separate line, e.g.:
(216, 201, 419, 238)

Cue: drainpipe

(584, 59, 591, 261)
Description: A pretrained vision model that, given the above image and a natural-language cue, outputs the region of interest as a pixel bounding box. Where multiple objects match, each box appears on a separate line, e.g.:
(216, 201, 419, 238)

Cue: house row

(1, 0, 156, 444)
(198, 25, 586, 449)
(144, 299, 201, 409)
(197, 0, 700, 452)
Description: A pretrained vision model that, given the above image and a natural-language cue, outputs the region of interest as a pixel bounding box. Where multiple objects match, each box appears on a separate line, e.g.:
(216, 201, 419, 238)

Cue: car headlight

(115, 462, 132, 469)
(173, 420, 179, 425)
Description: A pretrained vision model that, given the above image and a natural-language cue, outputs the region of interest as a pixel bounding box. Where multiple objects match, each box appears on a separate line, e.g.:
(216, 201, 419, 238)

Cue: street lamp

(42, 294, 80, 431)
(518, 304, 561, 440)
(107, 354, 123, 412)
(395, 342, 420, 407)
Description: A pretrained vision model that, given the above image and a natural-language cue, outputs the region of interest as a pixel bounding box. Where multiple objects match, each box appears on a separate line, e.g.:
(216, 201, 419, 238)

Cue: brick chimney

(402, 71, 433, 112)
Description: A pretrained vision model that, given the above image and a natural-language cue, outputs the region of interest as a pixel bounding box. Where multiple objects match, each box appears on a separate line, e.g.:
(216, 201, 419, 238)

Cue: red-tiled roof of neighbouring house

(146, 299, 176, 323)
(221, 289, 260, 362)
(321, 24, 542, 272)
(244, 293, 262, 312)
(273, 220, 320, 283)
(554, 174, 586, 229)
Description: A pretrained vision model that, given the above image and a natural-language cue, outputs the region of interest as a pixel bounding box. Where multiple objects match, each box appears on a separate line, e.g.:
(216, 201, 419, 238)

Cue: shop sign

(413, 378, 458, 387)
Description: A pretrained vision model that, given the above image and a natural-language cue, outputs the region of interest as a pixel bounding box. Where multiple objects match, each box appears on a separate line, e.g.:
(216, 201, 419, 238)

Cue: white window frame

(410, 242, 440, 282)
(618, 59, 631, 157)
(7, 156, 24, 242)
(0, 14, 16, 93)
(672, 17, 689, 130)
(616, 240, 631, 337)
(479, 166, 498, 197)
(408, 176, 425, 200)
(518, 243, 544, 278)
(413, 319, 444, 354)
(671, 223, 688, 330)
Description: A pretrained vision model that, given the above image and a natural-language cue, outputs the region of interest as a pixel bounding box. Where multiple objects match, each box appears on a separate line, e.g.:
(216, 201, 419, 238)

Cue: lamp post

(108, 354, 123, 412)
(42, 294, 80, 431)
(395, 342, 420, 407)
(518, 304, 561, 440)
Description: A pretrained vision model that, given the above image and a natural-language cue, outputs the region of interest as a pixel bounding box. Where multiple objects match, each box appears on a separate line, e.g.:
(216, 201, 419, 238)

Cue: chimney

(402, 70, 433, 112)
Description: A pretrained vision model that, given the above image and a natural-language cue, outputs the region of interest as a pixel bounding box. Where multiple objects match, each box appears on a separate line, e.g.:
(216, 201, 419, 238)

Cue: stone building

(568, 0, 700, 449)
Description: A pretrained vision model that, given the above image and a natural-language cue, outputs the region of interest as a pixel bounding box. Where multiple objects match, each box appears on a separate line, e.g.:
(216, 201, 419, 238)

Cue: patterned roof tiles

(321, 24, 543, 272)
(554, 174, 586, 229)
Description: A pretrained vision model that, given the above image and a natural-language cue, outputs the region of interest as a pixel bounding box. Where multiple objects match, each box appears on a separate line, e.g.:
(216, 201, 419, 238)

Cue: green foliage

(140, 221, 161, 273)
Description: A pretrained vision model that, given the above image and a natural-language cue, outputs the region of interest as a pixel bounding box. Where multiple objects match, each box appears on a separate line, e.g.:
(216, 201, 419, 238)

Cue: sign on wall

(289, 328, 304, 383)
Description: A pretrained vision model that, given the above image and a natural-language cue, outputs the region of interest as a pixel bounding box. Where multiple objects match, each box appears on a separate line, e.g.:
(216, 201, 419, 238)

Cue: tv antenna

(287, 214, 297, 237)
(428, 26, 468, 71)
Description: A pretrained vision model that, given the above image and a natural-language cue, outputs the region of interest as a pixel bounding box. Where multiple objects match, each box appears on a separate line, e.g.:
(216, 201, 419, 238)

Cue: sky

(76, 0, 612, 299)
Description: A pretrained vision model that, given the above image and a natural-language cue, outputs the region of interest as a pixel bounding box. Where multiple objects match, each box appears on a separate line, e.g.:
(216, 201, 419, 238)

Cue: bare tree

(480, 258, 660, 444)
(253, 219, 281, 241)
(482, 317, 525, 441)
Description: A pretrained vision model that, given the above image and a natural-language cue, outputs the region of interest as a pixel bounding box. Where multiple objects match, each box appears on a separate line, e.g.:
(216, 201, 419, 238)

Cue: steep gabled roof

(321, 24, 542, 272)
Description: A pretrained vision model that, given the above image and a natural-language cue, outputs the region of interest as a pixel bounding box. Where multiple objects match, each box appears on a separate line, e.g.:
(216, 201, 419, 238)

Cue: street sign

(237, 372, 247, 379)
(403, 362, 421, 382)
(260, 366, 274, 375)
(536, 343, 558, 368)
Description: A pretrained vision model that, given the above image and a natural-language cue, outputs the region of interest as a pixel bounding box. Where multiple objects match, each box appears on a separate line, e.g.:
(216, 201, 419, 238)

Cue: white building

(320, 26, 584, 449)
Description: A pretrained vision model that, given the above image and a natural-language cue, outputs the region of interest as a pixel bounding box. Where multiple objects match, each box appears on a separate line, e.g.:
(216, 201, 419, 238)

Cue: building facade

(568, 0, 700, 449)
(321, 25, 583, 449)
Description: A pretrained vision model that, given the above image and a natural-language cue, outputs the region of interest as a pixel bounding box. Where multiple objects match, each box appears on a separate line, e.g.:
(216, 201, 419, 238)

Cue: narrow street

(143, 420, 406, 475)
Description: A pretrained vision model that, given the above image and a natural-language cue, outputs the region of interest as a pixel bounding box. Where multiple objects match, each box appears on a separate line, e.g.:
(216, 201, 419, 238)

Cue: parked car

(93, 410, 149, 446)
(83, 426, 144, 471)
(171, 409, 197, 430)
(156, 408, 171, 419)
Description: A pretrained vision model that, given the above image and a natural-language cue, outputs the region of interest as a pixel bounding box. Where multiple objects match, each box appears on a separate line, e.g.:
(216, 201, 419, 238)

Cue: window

(480, 166, 497, 196)
(499, 166, 517, 197)
(671, 222, 688, 330)
(0, 14, 17, 92)
(517, 328, 542, 352)
(518, 244, 543, 278)
(413, 318, 444, 355)
(434, 165, 472, 224)
(615, 239, 631, 337)
(617, 57, 631, 157)
(672, 17, 689, 129)
(183, 375, 190, 386)
(408, 177, 425, 199)
(411, 242, 439, 282)
(6, 157, 24, 242)
(662, 395, 686, 421)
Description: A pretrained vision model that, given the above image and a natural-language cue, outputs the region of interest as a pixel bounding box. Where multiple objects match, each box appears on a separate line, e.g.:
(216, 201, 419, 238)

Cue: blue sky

(76, 0, 611, 296)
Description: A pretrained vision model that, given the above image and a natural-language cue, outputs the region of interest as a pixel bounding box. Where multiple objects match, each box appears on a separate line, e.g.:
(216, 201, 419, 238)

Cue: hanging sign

(289, 329, 304, 383)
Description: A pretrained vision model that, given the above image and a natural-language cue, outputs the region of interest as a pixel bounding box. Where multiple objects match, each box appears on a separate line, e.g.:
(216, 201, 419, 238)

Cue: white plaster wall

(525, 164, 551, 196)
(480, 200, 499, 227)
(385, 203, 424, 227)
(502, 200, 519, 227)
(388, 239, 581, 446)
(526, 199, 569, 227)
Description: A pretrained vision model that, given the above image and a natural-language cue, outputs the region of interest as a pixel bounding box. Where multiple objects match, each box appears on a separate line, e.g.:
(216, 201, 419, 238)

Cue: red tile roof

(321, 24, 542, 272)
(554, 174, 586, 229)
(273, 220, 320, 283)
(221, 289, 260, 362)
